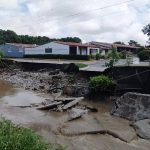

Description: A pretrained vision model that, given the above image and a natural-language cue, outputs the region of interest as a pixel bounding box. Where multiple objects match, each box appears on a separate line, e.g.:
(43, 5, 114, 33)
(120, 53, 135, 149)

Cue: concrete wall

(0, 44, 24, 58)
(25, 42, 70, 55)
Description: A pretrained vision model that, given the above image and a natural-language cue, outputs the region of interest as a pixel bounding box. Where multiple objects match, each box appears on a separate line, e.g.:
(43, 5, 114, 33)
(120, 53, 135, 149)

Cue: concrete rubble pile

(0, 68, 89, 97)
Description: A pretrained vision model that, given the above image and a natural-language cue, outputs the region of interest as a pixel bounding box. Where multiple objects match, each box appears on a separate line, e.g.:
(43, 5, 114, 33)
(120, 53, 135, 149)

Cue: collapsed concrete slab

(132, 119, 150, 140)
(111, 92, 150, 121)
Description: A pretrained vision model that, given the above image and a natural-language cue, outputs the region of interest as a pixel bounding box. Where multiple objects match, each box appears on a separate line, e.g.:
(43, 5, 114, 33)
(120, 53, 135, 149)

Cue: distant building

(25, 41, 100, 56)
(0, 43, 37, 58)
(89, 41, 140, 54)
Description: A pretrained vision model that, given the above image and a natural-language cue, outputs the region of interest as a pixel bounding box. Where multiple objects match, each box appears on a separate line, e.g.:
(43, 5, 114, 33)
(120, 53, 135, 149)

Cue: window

(45, 48, 52, 53)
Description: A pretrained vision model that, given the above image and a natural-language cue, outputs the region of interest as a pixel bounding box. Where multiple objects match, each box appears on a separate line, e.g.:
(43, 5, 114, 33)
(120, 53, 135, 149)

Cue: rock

(68, 108, 88, 121)
(132, 119, 150, 139)
(63, 85, 90, 97)
(63, 86, 75, 96)
(111, 92, 150, 121)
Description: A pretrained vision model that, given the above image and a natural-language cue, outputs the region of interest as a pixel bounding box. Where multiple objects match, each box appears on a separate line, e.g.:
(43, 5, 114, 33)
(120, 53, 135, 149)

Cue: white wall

(25, 42, 69, 55)
(81, 48, 87, 55)
(101, 50, 106, 56)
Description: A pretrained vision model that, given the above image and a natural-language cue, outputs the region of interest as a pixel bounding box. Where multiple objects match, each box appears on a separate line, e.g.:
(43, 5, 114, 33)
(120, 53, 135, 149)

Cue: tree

(106, 46, 120, 68)
(59, 37, 82, 43)
(142, 23, 150, 45)
(128, 40, 141, 47)
(0, 29, 82, 45)
(113, 41, 125, 45)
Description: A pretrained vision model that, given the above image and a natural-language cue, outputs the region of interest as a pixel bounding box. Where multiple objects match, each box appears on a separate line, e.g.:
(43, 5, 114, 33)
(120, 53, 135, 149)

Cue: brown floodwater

(0, 80, 149, 150)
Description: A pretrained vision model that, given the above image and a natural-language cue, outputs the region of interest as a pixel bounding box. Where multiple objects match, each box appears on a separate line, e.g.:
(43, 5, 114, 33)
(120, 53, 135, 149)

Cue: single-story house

(0, 43, 37, 58)
(25, 41, 100, 56)
(89, 41, 140, 54)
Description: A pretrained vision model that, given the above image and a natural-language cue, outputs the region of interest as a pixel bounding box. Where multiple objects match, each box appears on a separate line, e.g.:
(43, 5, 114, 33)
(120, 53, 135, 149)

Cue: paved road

(80, 60, 108, 72)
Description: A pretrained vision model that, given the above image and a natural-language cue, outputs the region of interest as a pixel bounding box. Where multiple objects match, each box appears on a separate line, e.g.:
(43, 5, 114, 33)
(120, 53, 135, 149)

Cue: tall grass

(0, 118, 65, 150)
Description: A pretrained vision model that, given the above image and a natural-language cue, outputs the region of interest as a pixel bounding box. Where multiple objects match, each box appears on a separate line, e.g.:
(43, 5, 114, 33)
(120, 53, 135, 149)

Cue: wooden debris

(63, 97, 84, 110)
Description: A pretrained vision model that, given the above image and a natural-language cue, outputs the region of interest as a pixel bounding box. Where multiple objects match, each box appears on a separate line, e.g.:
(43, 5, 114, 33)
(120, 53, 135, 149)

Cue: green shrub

(89, 75, 116, 93)
(119, 51, 127, 59)
(25, 54, 90, 60)
(138, 50, 150, 61)
(0, 118, 64, 150)
(96, 53, 100, 60)
(90, 54, 96, 59)
(75, 63, 88, 68)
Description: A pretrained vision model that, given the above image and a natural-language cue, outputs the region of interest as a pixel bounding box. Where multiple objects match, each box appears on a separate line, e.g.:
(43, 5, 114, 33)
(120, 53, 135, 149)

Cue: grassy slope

(0, 118, 65, 150)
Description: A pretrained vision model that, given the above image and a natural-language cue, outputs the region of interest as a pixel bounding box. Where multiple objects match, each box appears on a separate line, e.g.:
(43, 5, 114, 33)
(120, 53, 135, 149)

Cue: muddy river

(0, 80, 149, 150)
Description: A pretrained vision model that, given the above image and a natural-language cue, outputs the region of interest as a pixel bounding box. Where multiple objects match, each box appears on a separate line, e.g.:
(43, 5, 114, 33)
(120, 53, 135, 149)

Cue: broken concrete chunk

(63, 97, 84, 110)
(111, 92, 150, 121)
(68, 108, 88, 121)
(37, 101, 62, 110)
(132, 119, 150, 140)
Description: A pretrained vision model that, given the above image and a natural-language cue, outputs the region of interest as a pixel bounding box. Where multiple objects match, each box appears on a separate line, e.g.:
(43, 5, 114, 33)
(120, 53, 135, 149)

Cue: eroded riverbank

(0, 79, 150, 150)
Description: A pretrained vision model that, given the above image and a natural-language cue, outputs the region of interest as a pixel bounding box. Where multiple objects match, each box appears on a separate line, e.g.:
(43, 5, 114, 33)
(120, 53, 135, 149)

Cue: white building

(25, 41, 100, 56)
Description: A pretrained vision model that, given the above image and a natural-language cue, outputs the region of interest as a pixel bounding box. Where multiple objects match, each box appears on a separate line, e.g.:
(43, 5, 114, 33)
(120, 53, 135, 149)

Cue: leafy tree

(128, 40, 141, 47)
(142, 23, 150, 45)
(138, 50, 150, 61)
(106, 46, 120, 68)
(0, 29, 82, 45)
(59, 37, 82, 43)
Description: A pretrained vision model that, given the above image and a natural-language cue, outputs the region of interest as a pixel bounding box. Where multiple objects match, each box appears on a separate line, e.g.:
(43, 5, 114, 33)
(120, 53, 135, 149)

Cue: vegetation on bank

(75, 63, 88, 68)
(0, 118, 64, 150)
(89, 75, 116, 94)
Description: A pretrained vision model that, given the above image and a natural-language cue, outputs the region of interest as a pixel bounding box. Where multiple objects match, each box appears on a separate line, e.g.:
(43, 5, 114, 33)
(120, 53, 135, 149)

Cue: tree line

(0, 29, 82, 45)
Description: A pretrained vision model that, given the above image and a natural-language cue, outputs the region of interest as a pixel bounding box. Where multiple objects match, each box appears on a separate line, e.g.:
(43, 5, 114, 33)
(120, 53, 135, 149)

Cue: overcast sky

(0, 0, 150, 45)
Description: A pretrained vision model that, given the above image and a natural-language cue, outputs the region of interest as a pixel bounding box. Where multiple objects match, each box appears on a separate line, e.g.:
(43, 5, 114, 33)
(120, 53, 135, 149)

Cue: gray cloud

(0, 0, 149, 44)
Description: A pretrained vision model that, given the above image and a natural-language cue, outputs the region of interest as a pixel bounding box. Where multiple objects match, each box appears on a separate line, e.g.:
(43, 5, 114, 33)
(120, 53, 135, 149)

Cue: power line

(3, 0, 135, 29)
(64, 0, 135, 17)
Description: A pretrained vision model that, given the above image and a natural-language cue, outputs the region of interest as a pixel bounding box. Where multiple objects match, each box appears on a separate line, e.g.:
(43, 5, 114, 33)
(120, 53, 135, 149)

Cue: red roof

(6, 43, 38, 48)
(55, 41, 98, 48)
